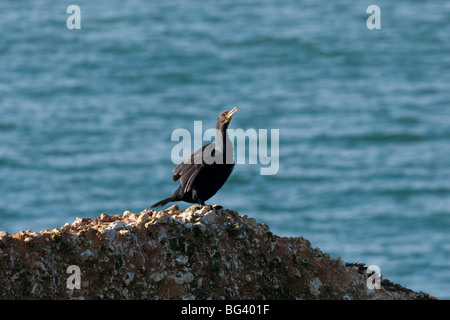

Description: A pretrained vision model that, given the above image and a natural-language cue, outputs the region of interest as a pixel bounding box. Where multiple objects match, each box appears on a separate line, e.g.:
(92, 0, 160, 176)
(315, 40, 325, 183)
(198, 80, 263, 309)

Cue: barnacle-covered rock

(0, 206, 433, 300)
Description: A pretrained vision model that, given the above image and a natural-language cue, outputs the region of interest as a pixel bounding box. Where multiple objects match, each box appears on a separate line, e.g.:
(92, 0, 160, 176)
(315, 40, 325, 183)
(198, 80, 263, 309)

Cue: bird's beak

(226, 107, 238, 119)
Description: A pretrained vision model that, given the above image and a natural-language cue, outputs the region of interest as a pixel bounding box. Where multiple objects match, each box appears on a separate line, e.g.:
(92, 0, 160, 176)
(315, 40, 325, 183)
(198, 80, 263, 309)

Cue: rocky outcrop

(0, 205, 432, 300)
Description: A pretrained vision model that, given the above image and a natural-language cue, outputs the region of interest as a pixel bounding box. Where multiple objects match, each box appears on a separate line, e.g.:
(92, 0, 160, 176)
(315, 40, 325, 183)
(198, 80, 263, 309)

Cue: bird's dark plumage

(151, 108, 238, 209)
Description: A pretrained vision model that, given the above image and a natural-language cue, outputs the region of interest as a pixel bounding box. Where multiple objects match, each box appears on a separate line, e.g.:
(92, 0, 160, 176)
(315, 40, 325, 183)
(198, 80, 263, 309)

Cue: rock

(169, 204, 179, 210)
(150, 271, 167, 283)
(309, 277, 322, 296)
(136, 212, 150, 225)
(0, 206, 433, 300)
(200, 210, 215, 225)
(124, 272, 134, 285)
(175, 255, 189, 265)
(80, 249, 93, 261)
(171, 271, 195, 284)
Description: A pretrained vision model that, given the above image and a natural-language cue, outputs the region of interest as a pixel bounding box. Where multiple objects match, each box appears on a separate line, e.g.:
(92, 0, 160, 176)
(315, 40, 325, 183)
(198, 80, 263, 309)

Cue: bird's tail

(150, 197, 174, 209)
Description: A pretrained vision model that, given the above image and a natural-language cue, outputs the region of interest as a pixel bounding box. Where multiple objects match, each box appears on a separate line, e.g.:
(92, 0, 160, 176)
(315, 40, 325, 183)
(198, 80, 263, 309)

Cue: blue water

(1, 0, 450, 299)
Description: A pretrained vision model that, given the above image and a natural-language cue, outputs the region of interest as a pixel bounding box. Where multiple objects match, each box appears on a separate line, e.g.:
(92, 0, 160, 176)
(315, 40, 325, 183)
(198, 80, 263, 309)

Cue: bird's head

(217, 107, 238, 127)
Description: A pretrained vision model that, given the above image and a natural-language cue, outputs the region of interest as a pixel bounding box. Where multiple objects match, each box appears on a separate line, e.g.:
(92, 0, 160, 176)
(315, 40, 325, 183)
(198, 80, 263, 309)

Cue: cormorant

(151, 107, 238, 209)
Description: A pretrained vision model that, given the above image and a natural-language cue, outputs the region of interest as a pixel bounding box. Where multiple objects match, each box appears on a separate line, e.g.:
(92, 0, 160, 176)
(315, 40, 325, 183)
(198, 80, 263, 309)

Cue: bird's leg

(191, 189, 205, 206)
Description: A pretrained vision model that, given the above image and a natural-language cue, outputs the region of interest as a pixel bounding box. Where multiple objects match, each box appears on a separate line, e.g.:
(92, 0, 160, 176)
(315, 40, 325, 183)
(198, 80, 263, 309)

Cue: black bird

(151, 107, 238, 209)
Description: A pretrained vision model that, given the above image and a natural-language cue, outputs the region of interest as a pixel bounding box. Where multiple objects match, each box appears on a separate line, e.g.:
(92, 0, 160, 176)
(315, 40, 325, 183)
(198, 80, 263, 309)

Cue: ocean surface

(1, 0, 449, 299)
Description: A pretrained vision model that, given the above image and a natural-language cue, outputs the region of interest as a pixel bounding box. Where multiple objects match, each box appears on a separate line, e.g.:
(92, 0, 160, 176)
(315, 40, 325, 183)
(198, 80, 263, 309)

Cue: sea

(1, 0, 449, 299)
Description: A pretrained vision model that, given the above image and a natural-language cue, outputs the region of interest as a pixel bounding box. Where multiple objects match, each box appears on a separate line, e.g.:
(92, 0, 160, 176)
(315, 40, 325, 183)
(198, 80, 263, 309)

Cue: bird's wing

(173, 143, 215, 193)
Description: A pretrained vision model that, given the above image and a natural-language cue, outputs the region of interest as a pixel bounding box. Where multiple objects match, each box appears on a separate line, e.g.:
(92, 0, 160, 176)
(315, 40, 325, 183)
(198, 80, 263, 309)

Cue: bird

(151, 107, 238, 209)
